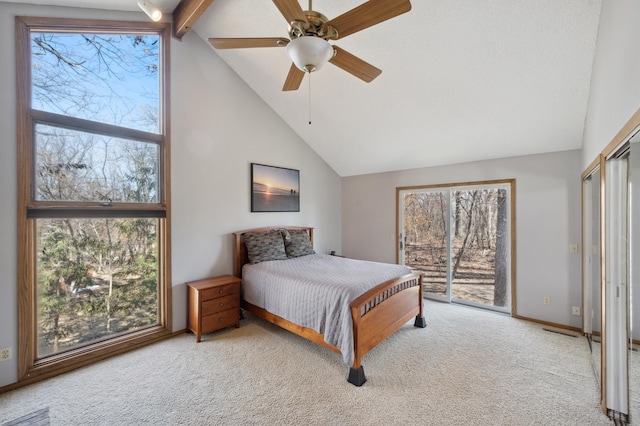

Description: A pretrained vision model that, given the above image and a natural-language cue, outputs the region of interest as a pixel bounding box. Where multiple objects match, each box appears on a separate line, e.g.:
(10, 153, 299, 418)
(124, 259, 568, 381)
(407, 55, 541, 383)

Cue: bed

(232, 226, 426, 386)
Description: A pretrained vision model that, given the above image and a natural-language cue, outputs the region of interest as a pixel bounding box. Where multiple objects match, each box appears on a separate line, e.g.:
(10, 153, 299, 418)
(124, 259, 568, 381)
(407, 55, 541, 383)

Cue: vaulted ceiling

(10, 0, 602, 177)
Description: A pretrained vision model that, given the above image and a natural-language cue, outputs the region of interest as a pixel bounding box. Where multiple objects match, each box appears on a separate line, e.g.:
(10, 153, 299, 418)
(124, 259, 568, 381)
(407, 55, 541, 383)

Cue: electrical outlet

(0, 347, 11, 362)
(572, 306, 581, 316)
(569, 244, 578, 253)
(543, 296, 551, 305)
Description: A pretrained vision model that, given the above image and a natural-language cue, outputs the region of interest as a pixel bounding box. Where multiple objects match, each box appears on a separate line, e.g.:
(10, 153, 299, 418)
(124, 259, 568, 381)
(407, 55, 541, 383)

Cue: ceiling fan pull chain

(308, 72, 312, 125)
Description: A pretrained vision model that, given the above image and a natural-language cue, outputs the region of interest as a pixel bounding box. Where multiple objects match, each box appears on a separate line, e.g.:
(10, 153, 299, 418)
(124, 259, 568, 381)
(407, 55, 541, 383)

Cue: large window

(17, 17, 171, 381)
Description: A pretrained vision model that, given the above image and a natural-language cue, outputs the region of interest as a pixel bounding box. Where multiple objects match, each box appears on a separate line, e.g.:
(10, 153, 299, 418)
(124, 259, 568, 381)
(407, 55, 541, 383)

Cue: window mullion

(27, 205, 167, 219)
(31, 109, 163, 144)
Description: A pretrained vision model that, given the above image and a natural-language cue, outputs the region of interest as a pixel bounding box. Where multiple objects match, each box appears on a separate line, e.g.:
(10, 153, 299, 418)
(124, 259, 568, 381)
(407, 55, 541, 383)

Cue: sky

(31, 32, 160, 134)
(252, 164, 299, 192)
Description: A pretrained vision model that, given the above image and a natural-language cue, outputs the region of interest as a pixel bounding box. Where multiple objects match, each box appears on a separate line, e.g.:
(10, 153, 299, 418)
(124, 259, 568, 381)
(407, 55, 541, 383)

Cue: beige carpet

(0, 300, 612, 425)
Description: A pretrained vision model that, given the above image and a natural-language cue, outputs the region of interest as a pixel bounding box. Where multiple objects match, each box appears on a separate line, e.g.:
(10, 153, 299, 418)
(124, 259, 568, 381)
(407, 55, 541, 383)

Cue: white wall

(342, 150, 582, 328)
(582, 0, 640, 168)
(0, 0, 20, 392)
(0, 2, 341, 388)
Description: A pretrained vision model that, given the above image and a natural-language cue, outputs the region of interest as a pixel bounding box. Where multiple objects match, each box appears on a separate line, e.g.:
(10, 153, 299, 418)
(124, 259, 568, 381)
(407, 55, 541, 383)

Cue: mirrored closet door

(604, 148, 629, 417)
(582, 107, 640, 422)
(582, 162, 601, 388)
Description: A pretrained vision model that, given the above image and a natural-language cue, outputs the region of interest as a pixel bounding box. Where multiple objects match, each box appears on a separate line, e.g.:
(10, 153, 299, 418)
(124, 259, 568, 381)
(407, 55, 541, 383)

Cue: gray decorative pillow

(243, 230, 287, 264)
(281, 229, 315, 258)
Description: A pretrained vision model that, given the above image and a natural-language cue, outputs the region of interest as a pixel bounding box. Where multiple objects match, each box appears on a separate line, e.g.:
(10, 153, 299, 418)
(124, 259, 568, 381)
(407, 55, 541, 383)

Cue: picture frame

(251, 163, 300, 212)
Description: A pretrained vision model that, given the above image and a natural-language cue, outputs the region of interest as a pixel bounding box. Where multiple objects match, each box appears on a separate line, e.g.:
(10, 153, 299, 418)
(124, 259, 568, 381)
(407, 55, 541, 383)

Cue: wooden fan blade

(329, 46, 382, 83)
(208, 38, 289, 49)
(282, 63, 305, 91)
(273, 0, 309, 25)
(324, 0, 411, 40)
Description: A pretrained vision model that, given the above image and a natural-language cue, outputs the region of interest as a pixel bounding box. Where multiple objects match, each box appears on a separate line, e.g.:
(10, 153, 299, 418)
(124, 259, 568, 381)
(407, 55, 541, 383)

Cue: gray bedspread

(242, 253, 411, 367)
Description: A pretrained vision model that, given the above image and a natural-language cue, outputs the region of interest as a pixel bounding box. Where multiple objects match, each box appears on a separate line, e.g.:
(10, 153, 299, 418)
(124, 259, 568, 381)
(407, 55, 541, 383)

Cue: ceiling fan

(208, 0, 412, 91)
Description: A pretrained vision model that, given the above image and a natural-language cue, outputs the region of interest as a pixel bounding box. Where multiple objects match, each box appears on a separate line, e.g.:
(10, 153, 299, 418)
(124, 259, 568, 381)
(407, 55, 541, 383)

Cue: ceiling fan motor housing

(286, 10, 338, 73)
(288, 10, 338, 40)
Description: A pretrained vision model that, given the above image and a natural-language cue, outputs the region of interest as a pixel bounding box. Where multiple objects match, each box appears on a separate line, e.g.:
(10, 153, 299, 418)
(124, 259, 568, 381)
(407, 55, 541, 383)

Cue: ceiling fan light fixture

(137, 0, 162, 22)
(286, 36, 334, 73)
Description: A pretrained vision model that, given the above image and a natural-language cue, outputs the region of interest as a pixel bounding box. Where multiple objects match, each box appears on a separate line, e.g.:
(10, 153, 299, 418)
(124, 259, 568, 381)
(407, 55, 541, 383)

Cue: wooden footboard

(348, 273, 425, 385)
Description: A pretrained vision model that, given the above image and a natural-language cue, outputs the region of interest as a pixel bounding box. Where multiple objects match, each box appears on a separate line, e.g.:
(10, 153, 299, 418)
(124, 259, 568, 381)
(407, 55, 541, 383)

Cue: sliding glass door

(398, 180, 514, 313)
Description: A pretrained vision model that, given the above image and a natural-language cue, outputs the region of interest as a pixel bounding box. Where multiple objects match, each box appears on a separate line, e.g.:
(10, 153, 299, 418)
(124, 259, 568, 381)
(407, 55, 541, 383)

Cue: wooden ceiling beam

(172, 0, 215, 40)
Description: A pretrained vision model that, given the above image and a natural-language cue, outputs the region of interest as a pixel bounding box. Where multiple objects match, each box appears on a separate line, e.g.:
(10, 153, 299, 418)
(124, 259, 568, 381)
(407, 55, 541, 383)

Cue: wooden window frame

(16, 16, 172, 384)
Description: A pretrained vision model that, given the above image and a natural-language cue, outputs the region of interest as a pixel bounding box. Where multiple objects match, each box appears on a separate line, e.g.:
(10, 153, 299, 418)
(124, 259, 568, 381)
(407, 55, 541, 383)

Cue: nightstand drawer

(202, 294, 239, 316)
(202, 308, 239, 332)
(201, 283, 239, 301)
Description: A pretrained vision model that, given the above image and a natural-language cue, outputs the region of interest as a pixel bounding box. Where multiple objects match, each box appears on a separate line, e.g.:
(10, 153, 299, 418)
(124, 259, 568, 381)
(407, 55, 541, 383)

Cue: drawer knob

(219, 317, 224, 322)
(220, 302, 225, 307)
(219, 289, 224, 294)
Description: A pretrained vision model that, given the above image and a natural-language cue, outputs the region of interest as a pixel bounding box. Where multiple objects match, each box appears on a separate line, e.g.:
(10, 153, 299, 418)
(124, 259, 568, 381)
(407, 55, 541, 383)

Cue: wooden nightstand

(187, 275, 241, 342)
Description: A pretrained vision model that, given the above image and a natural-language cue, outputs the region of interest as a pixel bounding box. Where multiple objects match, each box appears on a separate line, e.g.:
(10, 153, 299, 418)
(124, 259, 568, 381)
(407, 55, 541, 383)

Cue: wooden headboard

(232, 226, 314, 278)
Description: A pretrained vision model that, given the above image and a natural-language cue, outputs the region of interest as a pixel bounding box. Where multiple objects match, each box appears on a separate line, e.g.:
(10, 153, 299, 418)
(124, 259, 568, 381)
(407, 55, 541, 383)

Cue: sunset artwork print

(251, 163, 300, 212)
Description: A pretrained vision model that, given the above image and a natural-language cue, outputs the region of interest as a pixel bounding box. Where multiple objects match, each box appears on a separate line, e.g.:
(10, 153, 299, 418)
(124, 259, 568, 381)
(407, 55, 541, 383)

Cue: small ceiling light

(137, 0, 162, 22)
(286, 36, 334, 73)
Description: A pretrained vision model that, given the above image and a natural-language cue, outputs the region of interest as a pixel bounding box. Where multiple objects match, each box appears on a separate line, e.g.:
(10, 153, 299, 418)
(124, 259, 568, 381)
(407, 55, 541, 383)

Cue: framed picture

(251, 163, 300, 212)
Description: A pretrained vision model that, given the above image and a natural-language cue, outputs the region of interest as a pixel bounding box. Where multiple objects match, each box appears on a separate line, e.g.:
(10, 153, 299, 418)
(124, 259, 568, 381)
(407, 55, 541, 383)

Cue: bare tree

(451, 191, 478, 280)
(494, 189, 508, 306)
(454, 191, 461, 237)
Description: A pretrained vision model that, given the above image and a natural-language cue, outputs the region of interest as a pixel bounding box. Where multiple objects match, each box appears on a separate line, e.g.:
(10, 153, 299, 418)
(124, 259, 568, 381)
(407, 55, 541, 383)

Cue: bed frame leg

(348, 366, 366, 386)
(414, 315, 427, 328)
